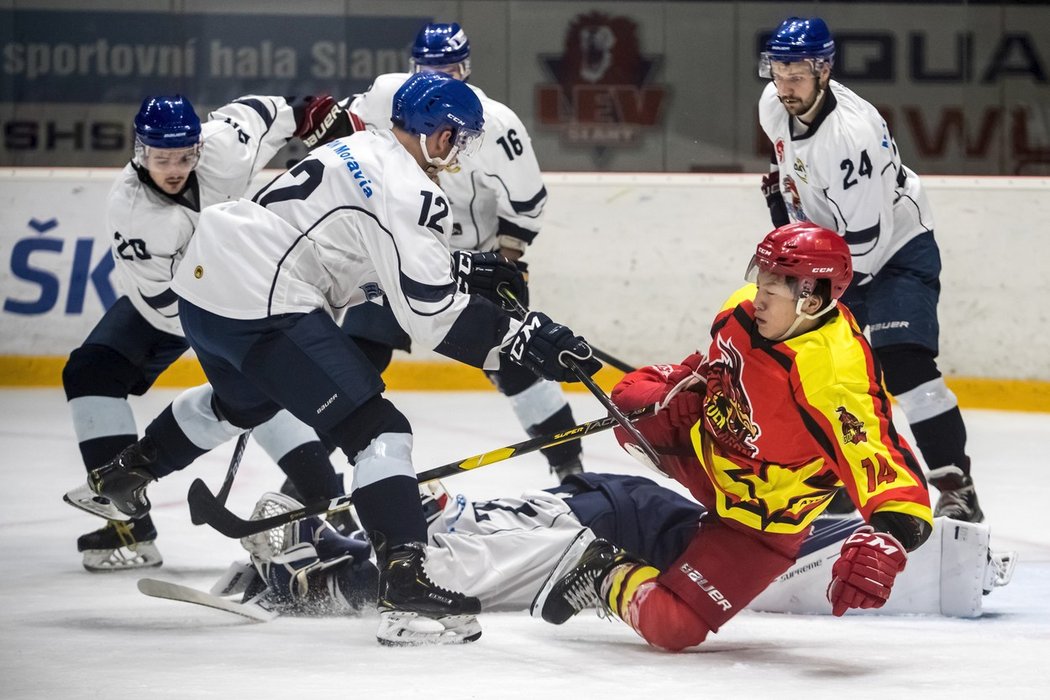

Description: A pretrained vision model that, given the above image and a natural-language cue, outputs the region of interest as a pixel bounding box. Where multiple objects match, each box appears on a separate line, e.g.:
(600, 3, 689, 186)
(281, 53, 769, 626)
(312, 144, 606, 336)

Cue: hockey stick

(186, 403, 657, 539)
(189, 428, 251, 525)
(561, 356, 660, 467)
(497, 288, 661, 467)
(591, 348, 636, 374)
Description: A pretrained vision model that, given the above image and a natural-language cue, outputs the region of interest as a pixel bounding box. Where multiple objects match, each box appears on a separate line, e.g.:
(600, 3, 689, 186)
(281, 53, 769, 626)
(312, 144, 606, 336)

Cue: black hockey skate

(930, 466, 984, 523)
(77, 514, 162, 572)
(551, 457, 584, 484)
(375, 541, 482, 645)
(64, 439, 158, 520)
(531, 536, 641, 625)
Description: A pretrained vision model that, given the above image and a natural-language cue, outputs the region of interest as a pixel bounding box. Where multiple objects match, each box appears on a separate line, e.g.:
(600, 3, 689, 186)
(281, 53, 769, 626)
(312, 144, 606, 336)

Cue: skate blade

(82, 542, 163, 572)
(64, 483, 132, 521)
(529, 527, 594, 620)
(376, 611, 482, 646)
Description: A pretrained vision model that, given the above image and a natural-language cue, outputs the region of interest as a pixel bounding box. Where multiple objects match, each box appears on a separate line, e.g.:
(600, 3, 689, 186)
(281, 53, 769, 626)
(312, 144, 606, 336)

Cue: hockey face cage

(240, 491, 305, 562)
(419, 123, 484, 170)
(759, 54, 833, 80)
(744, 258, 835, 318)
(133, 140, 202, 172)
(759, 16, 835, 79)
(411, 23, 471, 80)
(412, 59, 472, 81)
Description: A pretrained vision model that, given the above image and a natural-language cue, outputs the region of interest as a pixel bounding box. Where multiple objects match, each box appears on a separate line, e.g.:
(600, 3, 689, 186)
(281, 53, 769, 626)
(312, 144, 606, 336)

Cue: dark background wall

(3, 0, 1049, 174)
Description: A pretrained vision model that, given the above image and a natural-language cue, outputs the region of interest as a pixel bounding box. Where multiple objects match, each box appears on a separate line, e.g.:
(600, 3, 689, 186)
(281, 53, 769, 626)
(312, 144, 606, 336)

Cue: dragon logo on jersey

(536, 11, 668, 148)
(703, 337, 760, 457)
(836, 406, 868, 445)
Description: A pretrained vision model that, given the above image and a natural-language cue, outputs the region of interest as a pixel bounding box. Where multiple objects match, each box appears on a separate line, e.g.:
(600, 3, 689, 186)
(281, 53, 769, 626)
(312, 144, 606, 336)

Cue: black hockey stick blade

(186, 403, 656, 539)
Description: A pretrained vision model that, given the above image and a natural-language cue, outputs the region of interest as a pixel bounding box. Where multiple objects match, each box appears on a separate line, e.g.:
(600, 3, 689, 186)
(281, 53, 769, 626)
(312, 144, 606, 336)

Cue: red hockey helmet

(747, 222, 853, 300)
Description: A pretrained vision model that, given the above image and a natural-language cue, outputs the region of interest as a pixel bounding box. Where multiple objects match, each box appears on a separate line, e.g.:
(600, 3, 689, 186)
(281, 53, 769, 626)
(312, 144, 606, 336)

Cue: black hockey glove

(293, 95, 358, 148)
(504, 311, 602, 383)
(761, 172, 790, 227)
(451, 250, 529, 312)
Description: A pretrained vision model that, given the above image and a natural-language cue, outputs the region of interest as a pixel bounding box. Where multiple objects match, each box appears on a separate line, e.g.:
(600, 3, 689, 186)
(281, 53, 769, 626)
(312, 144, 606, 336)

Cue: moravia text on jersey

(172, 130, 516, 370)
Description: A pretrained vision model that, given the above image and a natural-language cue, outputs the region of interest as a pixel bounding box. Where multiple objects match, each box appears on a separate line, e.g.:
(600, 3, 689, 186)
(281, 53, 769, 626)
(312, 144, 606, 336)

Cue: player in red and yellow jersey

(532, 222, 933, 651)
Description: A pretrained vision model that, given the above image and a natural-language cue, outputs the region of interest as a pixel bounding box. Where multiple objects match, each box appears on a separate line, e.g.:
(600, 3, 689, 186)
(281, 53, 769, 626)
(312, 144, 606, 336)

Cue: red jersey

(614, 285, 932, 536)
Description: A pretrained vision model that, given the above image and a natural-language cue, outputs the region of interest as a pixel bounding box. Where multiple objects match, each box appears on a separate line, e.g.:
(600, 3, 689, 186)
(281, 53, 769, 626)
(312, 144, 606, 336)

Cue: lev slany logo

(536, 12, 668, 146)
(3, 217, 115, 315)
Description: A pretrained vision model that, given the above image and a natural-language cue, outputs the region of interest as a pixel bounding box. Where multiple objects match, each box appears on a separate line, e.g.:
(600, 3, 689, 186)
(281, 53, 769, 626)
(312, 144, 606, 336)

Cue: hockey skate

(78, 515, 162, 572)
(531, 537, 641, 625)
(64, 439, 157, 520)
(551, 457, 584, 484)
(929, 466, 984, 523)
(375, 541, 482, 646)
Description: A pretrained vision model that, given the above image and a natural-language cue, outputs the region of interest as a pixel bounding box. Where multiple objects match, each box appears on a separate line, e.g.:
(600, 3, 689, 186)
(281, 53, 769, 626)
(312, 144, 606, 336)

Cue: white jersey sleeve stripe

(231, 97, 277, 129)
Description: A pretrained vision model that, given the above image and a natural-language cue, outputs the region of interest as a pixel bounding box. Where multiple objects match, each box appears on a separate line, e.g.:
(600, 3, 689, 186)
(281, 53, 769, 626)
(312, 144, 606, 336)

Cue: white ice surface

(2, 388, 1047, 699)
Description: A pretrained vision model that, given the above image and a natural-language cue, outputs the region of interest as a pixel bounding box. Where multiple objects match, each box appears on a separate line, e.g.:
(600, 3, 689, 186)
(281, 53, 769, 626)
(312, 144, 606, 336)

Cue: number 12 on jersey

(418, 190, 450, 233)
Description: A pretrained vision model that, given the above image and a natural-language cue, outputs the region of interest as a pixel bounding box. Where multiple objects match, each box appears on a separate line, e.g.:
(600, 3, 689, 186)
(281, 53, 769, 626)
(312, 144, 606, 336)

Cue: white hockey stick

(136, 578, 279, 622)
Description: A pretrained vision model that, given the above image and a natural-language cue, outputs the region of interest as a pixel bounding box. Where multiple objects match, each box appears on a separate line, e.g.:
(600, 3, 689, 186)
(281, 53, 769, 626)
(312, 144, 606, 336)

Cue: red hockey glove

(659, 352, 705, 430)
(294, 95, 357, 148)
(664, 352, 704, 386)
(656, 388, 702, 434)
(827, 525, 908, 616)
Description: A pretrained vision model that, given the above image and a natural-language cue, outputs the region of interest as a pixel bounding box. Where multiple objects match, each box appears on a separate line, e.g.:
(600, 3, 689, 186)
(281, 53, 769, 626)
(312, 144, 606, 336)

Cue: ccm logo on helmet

(813, 267, 834, 273)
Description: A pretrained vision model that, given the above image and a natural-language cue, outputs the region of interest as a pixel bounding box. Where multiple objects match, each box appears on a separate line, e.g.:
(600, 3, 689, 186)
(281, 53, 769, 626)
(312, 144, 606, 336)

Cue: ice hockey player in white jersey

(208, 474, 1013, 622)
(756, 17, 983, 523)
(334, 23, 585, 483)
(62, 94, 353, 572)
(72, 71, 602, 645)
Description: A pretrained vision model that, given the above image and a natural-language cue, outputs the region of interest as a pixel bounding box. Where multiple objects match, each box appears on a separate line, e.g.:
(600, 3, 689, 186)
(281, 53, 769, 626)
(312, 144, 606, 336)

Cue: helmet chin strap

(796, 87, 826, 125)
(772, 297, 838, 341)
(419, 134, 460, 173)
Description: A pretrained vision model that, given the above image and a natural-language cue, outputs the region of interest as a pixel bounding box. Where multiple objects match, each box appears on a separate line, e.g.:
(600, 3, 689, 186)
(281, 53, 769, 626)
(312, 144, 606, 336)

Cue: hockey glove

(658, 389, 703, 434)
(826, 525, 908, 616)
(451, 250, 529, 312)
(761, 172, 790, 228)
(505, 311, 602, 383)
(293, 95, 359, 148)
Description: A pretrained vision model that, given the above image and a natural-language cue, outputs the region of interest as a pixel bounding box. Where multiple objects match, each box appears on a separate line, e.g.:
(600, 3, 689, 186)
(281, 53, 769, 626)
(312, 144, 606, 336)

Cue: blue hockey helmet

(393, 71, 483, 142)
(133, 95, 202, 148)
(759, 17, 835, 78)
(410, 22, 471, 79)
(392, 72, 484, 169)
